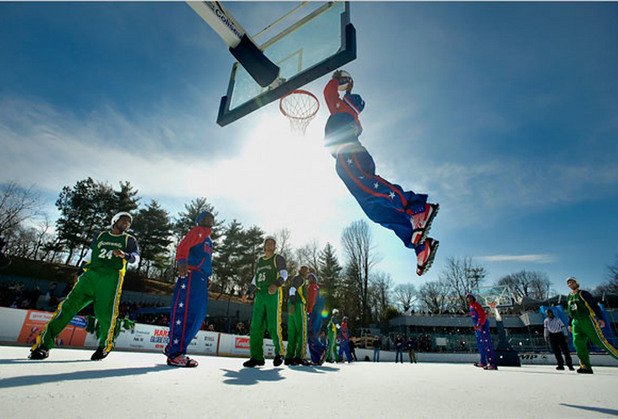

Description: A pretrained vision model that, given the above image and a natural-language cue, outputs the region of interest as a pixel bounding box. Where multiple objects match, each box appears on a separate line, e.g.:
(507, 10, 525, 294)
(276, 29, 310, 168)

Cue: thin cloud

(477, 254, 557, 263)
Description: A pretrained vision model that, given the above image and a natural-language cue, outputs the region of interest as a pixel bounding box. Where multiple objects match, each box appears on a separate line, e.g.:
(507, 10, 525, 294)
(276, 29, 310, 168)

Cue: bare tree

(341, 220, 379, 325)
(0, 181, 43, 237)
(418, 280, 452, 314)
(295, 240, 321, 273)
(30, 215, 53, 260)
(274, 228, 297, 275)
(393, 283, 417, 314)
(440, 257, 487, 313)
(369, 271, 393, 323)
(596, 255, 618, 295)
(497, 270, 551, 301)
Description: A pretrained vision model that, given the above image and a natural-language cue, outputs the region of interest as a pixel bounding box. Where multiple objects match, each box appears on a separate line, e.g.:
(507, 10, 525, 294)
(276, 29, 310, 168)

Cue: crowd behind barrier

(1, 275, 615, 354)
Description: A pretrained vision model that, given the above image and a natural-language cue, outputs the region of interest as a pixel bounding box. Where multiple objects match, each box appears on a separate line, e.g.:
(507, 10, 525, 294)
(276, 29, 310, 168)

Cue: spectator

(407, 335, 418, 364)
(349, 338, 358, 361)
(395, 334, 404, 363)
(373, 335, 382, 362)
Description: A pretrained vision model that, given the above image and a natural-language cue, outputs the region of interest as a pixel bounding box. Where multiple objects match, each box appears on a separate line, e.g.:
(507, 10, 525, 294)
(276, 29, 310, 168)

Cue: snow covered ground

(1, 345, 617, 419)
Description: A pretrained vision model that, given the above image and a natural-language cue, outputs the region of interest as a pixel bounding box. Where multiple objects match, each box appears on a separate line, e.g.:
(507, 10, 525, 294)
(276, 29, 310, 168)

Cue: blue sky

(1, 2, 617, 295)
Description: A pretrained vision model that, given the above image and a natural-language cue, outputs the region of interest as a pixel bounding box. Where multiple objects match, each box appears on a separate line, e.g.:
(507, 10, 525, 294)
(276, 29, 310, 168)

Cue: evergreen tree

(113, 181, 140, 214)
(55, 178, 115, 265)
(318, 242, 342, 312)
(238, 225, 265, 292)
(131, 200, 173, 277)
(213, 219, 245, 293)
(173, 197, 220, 240)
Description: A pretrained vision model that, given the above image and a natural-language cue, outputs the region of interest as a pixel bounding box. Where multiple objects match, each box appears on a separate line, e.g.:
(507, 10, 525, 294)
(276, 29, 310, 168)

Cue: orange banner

(18, 310, 87, 347)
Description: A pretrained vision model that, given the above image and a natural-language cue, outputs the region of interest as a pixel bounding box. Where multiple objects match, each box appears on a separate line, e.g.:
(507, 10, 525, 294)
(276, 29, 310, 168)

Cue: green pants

(34, 269, 124, 352)
(285, 303, 307, 360)
(326, 330, 337, 362)
(572, 316, 618, 369)
(249, 289, 285, 360)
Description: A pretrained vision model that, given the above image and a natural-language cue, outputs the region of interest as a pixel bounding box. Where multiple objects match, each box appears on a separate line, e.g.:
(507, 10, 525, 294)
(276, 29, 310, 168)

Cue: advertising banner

(17, 310, 87, 347)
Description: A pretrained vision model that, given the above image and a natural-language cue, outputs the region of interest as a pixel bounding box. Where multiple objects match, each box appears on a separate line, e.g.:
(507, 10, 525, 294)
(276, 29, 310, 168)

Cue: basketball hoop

(279, 89, 320, 135)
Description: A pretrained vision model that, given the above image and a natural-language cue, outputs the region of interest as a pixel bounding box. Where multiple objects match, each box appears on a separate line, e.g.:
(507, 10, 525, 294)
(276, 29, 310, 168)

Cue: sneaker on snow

(243, 358, 265, 368)
(416, 238, 439, 276)
(411, 203, 439, 245)
(29, 346, 49, 360)
(167, 354, 198, 367)
(91, 347, 110, 361)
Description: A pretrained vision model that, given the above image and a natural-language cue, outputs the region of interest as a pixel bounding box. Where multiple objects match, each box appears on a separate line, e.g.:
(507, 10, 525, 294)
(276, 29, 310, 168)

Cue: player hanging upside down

(323, 70, 439, 275)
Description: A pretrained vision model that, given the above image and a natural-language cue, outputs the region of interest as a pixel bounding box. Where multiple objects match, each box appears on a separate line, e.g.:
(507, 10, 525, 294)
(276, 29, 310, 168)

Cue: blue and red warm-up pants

(338, 338, 353, 363)
(334, 141, 428, 254)
(165, 269, 209, 357)
(308, 297, 326, 364)
(475, 321, 497, 367)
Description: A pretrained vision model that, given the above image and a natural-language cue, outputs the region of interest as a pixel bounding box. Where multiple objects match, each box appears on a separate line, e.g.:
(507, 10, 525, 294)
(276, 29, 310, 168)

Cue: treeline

(0, 179, 402, 327)
(1, 180, 616, 328)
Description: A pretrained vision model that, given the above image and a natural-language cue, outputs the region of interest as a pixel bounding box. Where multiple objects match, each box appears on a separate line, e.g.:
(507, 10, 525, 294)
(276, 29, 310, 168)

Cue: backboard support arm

(187, 1, 280, 87)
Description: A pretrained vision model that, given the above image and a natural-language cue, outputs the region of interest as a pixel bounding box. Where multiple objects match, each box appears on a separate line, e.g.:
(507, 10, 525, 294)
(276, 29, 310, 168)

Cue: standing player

(306, 271, 326, 364)
(566, 277, 618, 374)
(29, 212, 140, 360)
(242, 236, 288, 368)
(467, 293, 497, 370)
(337, 316, 353, 363)
(165, 211, 215, 368)
(326, 308, 340, 363)
(285, 265, 310, 366)
(323, 70, 439, 276)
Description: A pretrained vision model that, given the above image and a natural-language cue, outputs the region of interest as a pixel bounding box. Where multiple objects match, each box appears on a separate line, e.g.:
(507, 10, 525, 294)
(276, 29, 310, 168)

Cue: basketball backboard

(476, 285, 515, 309)
(216, 2, 356, 126)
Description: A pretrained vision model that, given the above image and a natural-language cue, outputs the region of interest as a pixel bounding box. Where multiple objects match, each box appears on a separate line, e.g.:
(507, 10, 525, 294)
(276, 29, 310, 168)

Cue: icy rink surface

(1, 346, 617, 419)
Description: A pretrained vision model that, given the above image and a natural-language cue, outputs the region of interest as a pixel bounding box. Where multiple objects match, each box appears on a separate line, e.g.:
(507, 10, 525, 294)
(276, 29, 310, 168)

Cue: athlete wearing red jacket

(323, 70, 439, 276)
(467, 294, 497, 370)
(165, 211, 214, 367)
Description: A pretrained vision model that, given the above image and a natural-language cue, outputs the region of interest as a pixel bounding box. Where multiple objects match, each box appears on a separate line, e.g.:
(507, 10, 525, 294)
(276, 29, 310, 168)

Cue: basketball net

(279, 89, 320, 135)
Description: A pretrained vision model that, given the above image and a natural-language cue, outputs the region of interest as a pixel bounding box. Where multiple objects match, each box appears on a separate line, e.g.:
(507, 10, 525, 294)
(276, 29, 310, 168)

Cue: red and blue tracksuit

(323, 79, 429, 255)
(165, 226, 213, 358)
(469, 301, 497, 367)
(307, 280, 327, 363)
(337, 320, 353, 362)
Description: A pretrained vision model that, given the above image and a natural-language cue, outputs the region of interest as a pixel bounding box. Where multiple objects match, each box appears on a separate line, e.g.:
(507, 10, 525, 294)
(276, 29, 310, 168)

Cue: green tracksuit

(34, 231, 139, 353)
(567, 290, 618, 369)
(249, 254, 286, 360)
(326, 315, 339, 362)
(285, 275, 308, 361)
